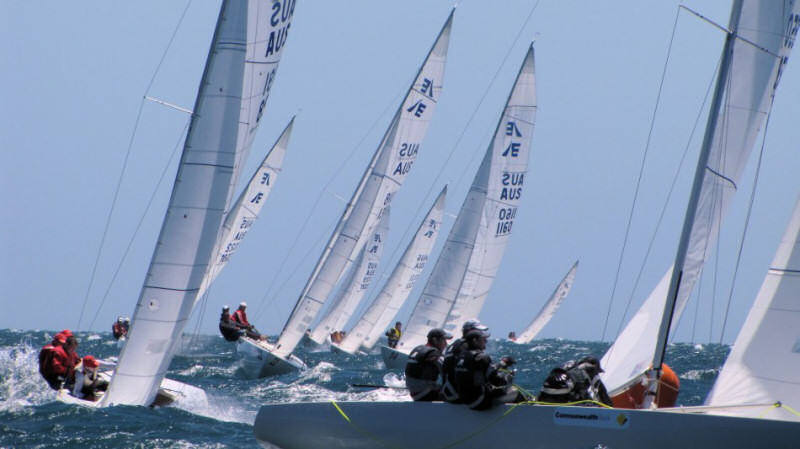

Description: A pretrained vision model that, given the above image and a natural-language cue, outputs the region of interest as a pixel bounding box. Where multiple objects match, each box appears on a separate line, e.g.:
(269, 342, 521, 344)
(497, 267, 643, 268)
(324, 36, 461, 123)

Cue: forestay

(514, 260, 578, 344)
(398, 45, 537, 352)
(272, 12, 452, 358)
(600, 0, 800, 395)
(339, 186, 446, 354)
(704, 196, 800, 421)
(103, 0, 295, 406)
(310, 209, 389, 344)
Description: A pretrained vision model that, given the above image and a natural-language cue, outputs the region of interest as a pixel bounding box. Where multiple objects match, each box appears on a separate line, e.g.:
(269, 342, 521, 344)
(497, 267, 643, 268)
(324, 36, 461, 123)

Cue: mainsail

(398, 44, 537, 352)
(704, 196, 800, 421)
(271, 11, 452, 358)
(338, 186, 446, 354)
(601, 0, 799, 396)
(103, 0, 295, 406)
(514, 261, 578, 344)
(309, 208, 389, 344)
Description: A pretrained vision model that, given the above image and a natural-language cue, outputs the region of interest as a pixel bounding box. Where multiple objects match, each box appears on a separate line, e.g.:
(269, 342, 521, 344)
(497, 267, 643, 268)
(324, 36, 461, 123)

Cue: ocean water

(0, 329, 729, 448)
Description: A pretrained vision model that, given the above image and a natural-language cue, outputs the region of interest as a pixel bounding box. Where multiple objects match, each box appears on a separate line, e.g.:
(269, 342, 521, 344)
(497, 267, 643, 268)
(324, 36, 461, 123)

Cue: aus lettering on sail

(392, 76, 438, 177)
(774, 13, 800, 90)
(253, 0, 296, 127)
(494, 118, 528, 237)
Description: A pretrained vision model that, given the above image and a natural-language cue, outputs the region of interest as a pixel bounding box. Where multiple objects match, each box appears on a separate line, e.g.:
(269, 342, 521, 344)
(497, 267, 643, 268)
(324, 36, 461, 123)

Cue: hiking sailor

(441, 319, 487, 402)
(231, 302, 265, 340)
(71, 355, 109, 401)
(112, 316, 129, 340)
(38, 333, 68, 390)
(385, 321, 402, 348)
(452, 326, 525, 410)
(219, 306, 243, 342)
(405, 328, 452, 401)
(538, 355, 612, 406)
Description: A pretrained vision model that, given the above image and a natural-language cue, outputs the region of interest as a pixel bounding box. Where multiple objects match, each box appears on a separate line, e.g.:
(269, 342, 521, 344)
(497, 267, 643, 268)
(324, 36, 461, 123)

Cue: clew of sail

(601, 0, 800, 397)
(103, 0, 295, 406)
(704, 196, 800, 421)
(339, 186, 446, 354)
(271, 11, 452, 358)
(514, 260, 578, 344)
(309, 208, 389, 344)
(398, 44, 537, 352)
(199, 118, 294, 298)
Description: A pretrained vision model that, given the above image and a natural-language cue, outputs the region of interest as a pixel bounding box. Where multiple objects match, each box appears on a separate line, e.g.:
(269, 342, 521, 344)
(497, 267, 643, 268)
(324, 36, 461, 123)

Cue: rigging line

(719, 112, 774, 343)
(600, 4, 681, 341)
(87, 122, 190, 330)
(373, 0, 542, 307)
(250, 76, 409, 325)
(77, 0, 194, 331)
(609, 29, 723, 345)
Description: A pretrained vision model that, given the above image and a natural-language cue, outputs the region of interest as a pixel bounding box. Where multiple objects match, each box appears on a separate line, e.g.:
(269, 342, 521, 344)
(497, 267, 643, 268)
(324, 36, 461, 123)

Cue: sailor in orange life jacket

(231, 302, 266, 340)
(39, 333, 67, 390)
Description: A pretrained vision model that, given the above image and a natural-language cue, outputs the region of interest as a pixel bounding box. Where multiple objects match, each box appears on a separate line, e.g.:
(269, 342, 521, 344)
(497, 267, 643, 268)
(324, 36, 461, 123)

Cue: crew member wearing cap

(112, 317, 128, 340)
(39, 333, 67, 390)
(405, 328, 452, 401)
(219, 306, 243, 342)
(230, 302, 266, 341)
(441, 319, 488, 402)
(452, 327, 524, 410)
(71, 355, 109, 401)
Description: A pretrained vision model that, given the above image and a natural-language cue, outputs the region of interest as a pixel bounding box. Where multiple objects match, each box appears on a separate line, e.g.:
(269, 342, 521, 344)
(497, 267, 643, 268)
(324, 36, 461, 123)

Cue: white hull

(57, 371, 207, 408)
(253, 401, 800, 449)
(236, 337, 307, 378)
(379, 345, 407, 370)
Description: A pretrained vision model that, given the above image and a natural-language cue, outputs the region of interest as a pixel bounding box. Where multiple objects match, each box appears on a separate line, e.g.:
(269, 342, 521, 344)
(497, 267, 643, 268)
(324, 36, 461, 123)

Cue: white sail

(339, 186, 446, 354)
(103, 0, 295, 406)
(199, 118, 293, 297)
(704, 196, 800, 421)
(601, 0, 799, 395)
(309, 208, 389, 344)
(514, 260, 578, 344)
(272, 12, 452, 358)
(398, 44, 537, 352)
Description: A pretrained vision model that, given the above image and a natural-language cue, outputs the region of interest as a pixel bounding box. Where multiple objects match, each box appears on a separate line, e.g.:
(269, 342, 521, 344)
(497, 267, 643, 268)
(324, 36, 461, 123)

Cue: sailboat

(335, 186, 446, 356)
(236, 11, 453, 378)
(382, 42, 538, 370)
(55, 0, 298, 407)
(511, 260, 578, 344)
(252, 4, 800, 447)
(307, 208, 390, 346)
(599, 0, 799, 410)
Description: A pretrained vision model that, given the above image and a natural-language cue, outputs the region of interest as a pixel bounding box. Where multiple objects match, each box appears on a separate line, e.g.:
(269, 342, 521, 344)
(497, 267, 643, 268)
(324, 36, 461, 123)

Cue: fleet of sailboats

(235, 10, 453, 378)
(37, 0, 800, 445)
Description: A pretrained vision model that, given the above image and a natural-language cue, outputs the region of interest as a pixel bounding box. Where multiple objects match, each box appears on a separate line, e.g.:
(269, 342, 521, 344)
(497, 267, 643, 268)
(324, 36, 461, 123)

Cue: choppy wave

(0, 329, 730, 448)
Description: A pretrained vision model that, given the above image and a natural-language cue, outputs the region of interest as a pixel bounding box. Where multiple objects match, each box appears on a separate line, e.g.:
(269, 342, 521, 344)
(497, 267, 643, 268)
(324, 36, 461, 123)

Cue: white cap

(239, 302, 247, 308)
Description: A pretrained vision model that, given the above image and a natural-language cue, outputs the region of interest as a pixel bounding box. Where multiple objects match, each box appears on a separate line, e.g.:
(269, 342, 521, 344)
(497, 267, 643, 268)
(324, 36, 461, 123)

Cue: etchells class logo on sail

(552, 407, 630, 430)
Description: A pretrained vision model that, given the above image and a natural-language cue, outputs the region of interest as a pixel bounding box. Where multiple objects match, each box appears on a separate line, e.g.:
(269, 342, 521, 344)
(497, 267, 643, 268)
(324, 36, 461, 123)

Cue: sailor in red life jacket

(231, 302, 265, 340)
(61, 333, 80, 387)
(112, 317, 128, 340)
(71, 355, 109, 401)
(39, 333, 67, 390)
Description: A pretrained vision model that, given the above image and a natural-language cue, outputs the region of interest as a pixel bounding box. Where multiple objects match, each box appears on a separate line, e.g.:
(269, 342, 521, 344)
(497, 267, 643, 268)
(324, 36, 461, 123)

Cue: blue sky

(2, 0, 798, 343)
